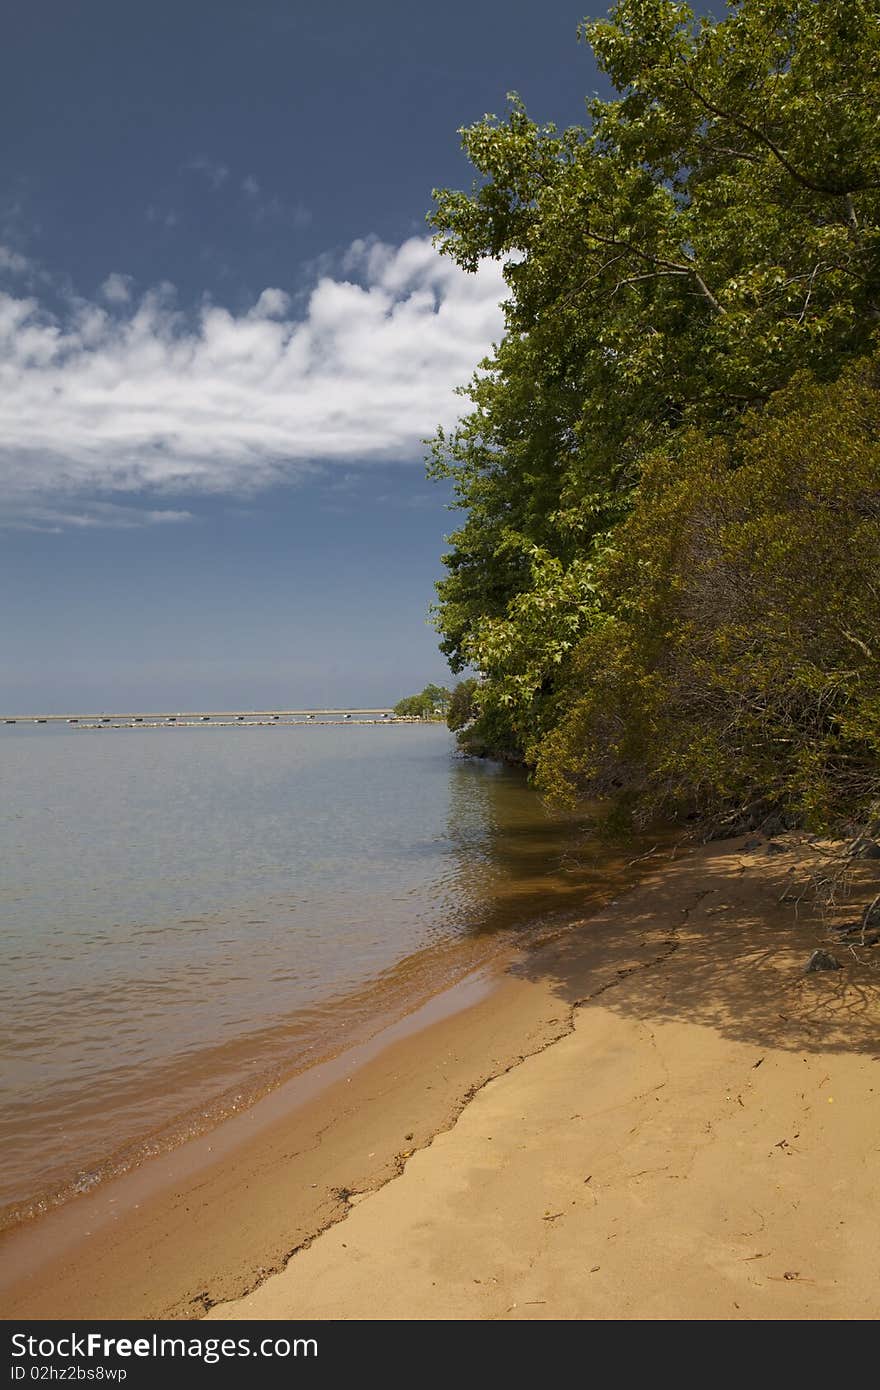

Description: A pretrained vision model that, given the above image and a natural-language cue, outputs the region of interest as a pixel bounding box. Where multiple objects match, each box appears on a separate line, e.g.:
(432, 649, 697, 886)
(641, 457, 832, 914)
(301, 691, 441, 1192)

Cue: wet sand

(0, 942, 575, 1318)
(4, 833, 879, 1320)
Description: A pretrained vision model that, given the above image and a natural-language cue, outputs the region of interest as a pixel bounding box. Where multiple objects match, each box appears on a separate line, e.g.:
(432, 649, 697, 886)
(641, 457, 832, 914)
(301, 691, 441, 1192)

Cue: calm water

(0, 723, 622, 1227)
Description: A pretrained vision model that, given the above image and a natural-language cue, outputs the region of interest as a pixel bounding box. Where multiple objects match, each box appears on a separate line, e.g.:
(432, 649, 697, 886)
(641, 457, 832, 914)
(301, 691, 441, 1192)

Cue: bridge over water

(2, 708, 402, 726)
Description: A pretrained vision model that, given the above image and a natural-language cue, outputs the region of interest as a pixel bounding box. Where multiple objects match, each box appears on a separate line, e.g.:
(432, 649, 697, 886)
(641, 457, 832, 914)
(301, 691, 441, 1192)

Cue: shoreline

(0, 924, 581, 1319)
(4, 832, 878, 1319)
(209, 832, 880, 1322)
(0, 924, 508, 1236)
(0, 724, 648, 1245)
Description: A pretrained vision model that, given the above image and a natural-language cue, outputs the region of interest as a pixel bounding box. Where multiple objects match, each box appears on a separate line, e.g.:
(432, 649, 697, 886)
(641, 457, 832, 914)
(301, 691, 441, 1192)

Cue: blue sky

(0, 1, 614, 712)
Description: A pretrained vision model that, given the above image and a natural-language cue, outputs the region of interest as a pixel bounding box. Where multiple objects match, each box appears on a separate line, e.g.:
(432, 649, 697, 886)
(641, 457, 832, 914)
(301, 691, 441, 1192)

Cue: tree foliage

(394, 684, 452, 718)
(428, 0, 880, 827)
(445, 678, 481, 732)
(535, 359, 880, 829)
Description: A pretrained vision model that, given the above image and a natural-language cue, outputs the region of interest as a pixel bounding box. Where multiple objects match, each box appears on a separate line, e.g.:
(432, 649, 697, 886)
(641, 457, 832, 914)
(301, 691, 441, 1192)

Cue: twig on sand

(627, 844, 660, 867)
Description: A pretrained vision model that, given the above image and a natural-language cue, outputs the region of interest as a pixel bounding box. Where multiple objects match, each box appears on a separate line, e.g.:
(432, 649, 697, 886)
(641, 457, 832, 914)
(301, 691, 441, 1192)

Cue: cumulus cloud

(0, 237, 506, 527)
(100, 272, 132, 304)
(251, 287, 291, 318)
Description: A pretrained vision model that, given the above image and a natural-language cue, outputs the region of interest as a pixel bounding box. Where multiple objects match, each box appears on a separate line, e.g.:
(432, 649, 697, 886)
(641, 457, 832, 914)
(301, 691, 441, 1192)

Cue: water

(0, 723, 622, 1228)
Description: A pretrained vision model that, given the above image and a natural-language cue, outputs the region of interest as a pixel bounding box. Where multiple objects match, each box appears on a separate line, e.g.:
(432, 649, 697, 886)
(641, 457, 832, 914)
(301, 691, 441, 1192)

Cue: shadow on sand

(508, 836, 880, 1058)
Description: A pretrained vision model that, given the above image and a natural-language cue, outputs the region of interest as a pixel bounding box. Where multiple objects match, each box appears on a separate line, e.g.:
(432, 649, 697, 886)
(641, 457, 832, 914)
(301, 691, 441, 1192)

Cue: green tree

(394, 685, 452, 718)
(429, 0, 880, 764)
(446, 678, 480, 732)
(394, 694, 427, 717)
(421, 684, 452, 713)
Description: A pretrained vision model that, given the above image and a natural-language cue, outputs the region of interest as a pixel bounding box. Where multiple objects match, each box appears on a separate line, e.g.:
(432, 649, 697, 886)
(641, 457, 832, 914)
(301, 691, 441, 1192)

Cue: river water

(0, 722, 628, 1228)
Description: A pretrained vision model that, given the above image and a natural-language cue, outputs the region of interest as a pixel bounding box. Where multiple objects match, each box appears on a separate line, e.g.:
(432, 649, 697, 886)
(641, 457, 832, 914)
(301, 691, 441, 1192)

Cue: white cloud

(6, 502, 193, 533)
(241, 175, 260, 198)
(0, 237, 506, 527)
(0, 244, 31, 275)
(100, 272, 132, 304)
(251, 287, 291, 319)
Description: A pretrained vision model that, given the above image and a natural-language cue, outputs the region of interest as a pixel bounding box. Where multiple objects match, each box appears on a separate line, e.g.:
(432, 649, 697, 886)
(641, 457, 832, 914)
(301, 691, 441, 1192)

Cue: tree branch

(583, 227, 726, 315)
(704, 143, 763, 166)
(677, 74, 879, 199)
(610, 269, 690, 296)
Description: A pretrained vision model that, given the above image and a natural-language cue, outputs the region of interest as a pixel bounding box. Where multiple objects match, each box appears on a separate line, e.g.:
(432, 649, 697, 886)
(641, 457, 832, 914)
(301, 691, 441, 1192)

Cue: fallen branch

(861, 893, 880, 947)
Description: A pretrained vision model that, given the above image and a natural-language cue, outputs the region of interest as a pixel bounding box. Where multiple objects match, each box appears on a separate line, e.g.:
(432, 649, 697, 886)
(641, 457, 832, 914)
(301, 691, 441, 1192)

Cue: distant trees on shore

(393, 684, 452, 719)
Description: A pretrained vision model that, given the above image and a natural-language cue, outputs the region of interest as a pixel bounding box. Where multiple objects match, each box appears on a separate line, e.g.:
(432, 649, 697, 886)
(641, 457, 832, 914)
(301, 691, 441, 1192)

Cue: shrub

(535, 357, 880, 832)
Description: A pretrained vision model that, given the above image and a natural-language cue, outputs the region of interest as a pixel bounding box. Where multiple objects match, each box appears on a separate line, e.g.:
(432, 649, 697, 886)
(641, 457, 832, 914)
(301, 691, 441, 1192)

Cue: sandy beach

(3, 832, 879, 1321)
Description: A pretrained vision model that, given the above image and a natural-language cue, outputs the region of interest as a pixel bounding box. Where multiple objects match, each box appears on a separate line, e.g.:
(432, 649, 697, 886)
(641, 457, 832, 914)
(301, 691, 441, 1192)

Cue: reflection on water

(0, 724, 636, 1228)
(445, 757, 633, 935)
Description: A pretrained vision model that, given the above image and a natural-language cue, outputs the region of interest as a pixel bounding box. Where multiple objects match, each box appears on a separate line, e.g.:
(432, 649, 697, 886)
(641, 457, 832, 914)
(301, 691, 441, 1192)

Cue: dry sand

(4, 834, 879, 1320)
(207, 834, 880, 1321)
